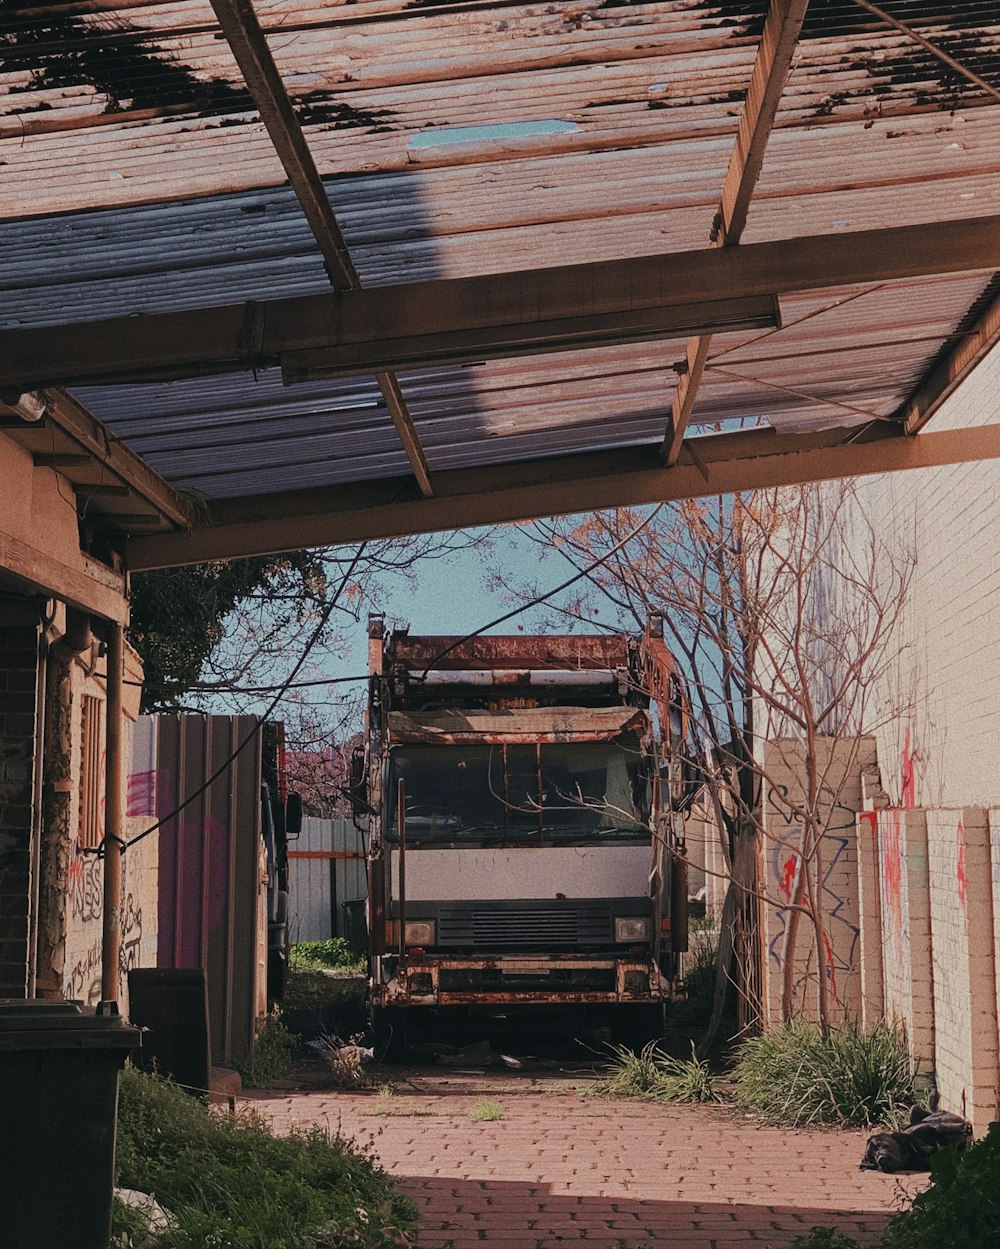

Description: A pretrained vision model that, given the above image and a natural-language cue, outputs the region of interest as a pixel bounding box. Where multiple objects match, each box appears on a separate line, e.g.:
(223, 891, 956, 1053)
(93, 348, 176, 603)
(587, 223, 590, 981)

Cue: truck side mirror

(285, 791, 303, 840)
(350, 745, 369, 828)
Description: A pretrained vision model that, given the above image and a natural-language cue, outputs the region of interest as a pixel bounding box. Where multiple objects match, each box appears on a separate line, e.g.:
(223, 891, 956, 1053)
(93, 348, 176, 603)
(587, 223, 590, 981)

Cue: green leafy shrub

(588, 1040, 718, 1103)
(116, 1068, 418, 1248)
(732, 1018, 913, 1127)
(236, 1011, 297, 1088)
(291, 938, 365, 973)
(883, 1121, 1000, 1249)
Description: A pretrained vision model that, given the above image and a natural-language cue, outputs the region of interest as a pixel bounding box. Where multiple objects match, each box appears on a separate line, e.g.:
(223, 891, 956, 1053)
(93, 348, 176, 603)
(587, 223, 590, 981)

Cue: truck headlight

(404, 920, 436, 946)
(614, 916, 650, 943)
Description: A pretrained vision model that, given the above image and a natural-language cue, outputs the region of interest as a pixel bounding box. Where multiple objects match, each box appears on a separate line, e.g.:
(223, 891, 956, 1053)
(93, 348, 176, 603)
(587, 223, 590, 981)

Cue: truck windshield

(386, 741, 650, 846)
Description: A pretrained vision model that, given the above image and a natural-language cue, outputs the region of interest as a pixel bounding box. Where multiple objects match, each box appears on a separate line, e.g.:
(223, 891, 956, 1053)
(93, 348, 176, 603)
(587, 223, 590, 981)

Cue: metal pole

(397, 777, 406, 975)
(99, 623, 124, 1014)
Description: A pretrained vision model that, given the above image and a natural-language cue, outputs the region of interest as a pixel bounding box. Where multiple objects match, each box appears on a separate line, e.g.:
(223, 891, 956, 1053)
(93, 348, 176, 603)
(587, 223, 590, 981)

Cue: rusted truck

(352, 615, 693, 1047)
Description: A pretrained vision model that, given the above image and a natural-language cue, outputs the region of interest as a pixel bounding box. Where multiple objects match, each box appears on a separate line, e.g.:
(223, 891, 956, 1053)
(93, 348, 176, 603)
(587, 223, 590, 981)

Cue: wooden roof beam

(209, 0, 434, 498)
(4, 215, 999, 390)
(900, 288, 1000, 434)
(15, 389, 192, 529)
(662, 0, 810, 466)
(126, 420, 1000, 570)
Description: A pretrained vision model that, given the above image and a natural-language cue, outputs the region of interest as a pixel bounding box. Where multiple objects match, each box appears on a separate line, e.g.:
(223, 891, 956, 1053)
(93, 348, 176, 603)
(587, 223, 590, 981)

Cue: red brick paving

(244, 1073, 921, 1248)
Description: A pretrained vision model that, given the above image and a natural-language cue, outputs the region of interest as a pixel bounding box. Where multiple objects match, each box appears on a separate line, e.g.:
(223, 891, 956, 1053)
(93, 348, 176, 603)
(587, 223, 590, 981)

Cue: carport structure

(1, 0, 1000, 577)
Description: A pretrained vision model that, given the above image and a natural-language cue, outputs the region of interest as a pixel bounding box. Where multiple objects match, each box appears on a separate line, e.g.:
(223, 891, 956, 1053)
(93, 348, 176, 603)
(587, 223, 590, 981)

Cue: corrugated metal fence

(153, 714, 265, 1069)
(288, 818, 366, 945)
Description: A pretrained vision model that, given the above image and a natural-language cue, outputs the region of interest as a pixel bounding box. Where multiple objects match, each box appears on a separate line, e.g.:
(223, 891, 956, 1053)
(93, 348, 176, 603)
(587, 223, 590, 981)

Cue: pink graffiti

(883, 811, 903, 931)
(126, 769, 159, 817)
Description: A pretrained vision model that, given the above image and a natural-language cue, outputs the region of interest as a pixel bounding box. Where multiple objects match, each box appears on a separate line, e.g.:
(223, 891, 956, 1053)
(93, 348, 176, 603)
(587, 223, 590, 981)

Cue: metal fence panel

(153, 714, 263, 1069)
(288, 818, 366, 944)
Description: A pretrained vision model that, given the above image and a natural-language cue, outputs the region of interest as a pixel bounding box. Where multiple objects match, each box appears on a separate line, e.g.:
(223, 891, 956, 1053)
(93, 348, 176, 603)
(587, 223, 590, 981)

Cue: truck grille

(436, 902, 613, 950)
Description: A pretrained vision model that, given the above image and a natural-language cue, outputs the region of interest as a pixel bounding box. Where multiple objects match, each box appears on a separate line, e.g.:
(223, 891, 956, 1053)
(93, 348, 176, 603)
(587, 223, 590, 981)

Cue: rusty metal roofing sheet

(1, 0, 999, 536)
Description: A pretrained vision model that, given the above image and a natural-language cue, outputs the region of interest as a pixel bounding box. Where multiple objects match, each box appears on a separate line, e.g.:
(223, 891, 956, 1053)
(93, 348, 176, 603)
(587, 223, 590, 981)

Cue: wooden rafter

(4, 215, 1000, 390)
(662, 0, 810, 466)
(209, 0, 434, 498)
(126, 420, 1000, 570)
(900, 288, 1000, 434)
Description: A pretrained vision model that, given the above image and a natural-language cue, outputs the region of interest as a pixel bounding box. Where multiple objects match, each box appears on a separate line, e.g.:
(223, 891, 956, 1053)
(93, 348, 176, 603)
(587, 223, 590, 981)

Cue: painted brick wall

(62, 651, 158, 1014)
(924, 808, 998, 1129)
(869, 807, 935, 1075)
(761, 736, 874, 1026)
(0, 615, 40, 997)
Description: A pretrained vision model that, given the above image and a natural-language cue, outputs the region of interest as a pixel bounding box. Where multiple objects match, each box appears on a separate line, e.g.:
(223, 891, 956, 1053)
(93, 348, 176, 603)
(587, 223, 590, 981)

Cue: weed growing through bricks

(587, 1040, 719, 1103)
(469, 1098, 506, 1122)
(732, 1018, 913, 1127)
(114, 1069, 418, 1248)
(236, 1009, 297, 1088)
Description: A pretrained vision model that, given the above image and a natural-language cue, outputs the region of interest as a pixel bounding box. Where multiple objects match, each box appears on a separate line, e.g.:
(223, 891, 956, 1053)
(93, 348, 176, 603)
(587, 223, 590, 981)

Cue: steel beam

(209, 0, 434, 497)
(126, 420, 1000, 570)
(4, 214, 1000, 390)
(663, 0, 810, 465)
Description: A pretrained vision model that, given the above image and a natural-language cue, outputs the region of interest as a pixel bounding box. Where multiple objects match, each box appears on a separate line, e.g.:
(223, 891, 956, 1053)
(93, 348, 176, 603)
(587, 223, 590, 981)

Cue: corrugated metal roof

(1, 0, 998, 551)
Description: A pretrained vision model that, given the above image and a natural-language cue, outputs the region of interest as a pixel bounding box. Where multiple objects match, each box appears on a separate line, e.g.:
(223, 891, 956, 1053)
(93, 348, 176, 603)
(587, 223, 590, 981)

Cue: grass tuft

(588, 1041, 719, 1104)
(468, 1098, 506, 1122)
(115, 1068, 418, 1248)
(732, 1018, 913, 1128)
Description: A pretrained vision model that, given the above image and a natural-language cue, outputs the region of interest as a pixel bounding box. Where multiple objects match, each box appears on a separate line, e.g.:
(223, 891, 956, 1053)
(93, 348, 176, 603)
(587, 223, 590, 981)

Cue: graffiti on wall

(881, 810, 904, 934)
(766, 783, 861, 1008)
(65, 838, 147, 1005)
(957, 818, 968, 925)
(66, 891, 144, 1005)
(68, 853, 103, 922)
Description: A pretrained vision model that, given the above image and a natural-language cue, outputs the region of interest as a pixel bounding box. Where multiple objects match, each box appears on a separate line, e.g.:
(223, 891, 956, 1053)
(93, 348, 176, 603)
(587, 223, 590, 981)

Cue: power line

(118, 542, 370, 853)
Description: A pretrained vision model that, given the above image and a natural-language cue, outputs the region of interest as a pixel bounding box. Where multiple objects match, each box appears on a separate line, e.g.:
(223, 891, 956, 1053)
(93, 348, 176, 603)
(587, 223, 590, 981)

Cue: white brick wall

(849, 344, 1000, 810)
(924, 808, 999, 1129)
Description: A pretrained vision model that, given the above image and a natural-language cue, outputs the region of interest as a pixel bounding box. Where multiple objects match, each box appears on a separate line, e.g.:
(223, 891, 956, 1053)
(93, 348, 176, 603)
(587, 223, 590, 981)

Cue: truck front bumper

(371, 954, 673, 1007)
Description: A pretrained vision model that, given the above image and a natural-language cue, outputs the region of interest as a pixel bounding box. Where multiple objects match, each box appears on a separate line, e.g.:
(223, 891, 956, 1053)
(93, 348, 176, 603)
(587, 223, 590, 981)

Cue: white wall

(850, 344, 1000, 809)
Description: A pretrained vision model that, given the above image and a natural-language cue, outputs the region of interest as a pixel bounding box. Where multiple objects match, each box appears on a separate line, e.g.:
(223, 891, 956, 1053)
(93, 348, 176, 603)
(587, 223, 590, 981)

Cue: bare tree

(506, 478, 912, 1035)
(132, 532, 489, 809)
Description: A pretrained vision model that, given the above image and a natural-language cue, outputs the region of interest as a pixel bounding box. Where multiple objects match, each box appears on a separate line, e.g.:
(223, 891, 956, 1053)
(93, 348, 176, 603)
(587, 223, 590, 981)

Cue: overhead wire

(116, 541, 370, 853)
(418, 504, 667, 677)
(123, 505, 671, 849)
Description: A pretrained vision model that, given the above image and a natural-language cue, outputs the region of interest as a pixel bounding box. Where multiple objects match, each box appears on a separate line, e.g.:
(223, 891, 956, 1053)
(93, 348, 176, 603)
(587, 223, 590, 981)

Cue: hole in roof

(408, 120, 579, 149)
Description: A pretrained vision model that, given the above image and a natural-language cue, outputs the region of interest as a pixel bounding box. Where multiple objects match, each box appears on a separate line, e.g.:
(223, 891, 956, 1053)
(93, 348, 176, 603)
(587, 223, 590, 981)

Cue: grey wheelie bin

(0, 999, 140, 1249)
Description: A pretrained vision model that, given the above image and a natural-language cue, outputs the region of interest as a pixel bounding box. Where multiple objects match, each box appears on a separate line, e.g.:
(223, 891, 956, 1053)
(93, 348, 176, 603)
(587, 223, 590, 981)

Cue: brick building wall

(0, 610, 41, 997)
(792, 340, 1000, 1129)
(848, 344, 1000, 812)
(760, 736, 874, 1026)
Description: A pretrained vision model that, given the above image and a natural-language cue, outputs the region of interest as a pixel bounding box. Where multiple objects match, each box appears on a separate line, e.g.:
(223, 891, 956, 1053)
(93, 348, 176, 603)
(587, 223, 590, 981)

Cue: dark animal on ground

(860, 1105, 972, 1173)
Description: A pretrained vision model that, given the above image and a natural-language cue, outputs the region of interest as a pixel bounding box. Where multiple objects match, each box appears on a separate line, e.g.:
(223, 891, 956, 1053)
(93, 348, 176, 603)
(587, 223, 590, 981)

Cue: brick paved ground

(244, 1072, 922, 1249)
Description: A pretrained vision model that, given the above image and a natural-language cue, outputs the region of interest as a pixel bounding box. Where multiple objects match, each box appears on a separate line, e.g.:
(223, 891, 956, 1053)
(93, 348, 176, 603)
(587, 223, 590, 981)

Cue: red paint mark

(901, 727, 916, 808)
(957, 819, 968, 913)
(859, 810, 877, 834)
(884, 811, 903, 930)
(779, 854, 797, 902)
